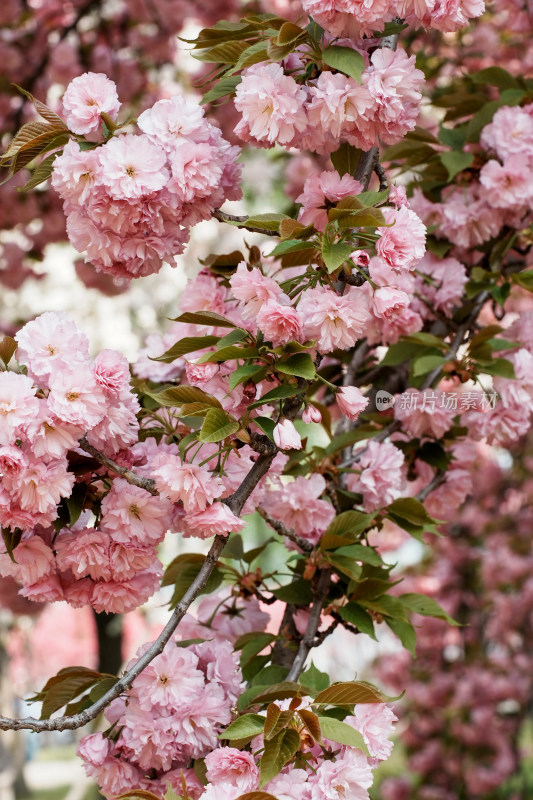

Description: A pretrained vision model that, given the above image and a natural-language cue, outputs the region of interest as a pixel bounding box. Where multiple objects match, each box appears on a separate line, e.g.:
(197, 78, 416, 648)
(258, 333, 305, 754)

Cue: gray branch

(79, 437, 157, 495)
(286, 568, 331, 681)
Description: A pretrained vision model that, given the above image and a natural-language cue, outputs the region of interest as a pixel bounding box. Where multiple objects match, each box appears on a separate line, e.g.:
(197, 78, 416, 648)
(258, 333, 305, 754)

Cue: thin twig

(416, 470, 446, 502)
(287, 568, 331, 681)
(79, 437, 158, 495)
(0, 449, 278, 732)
(212, 208, 280, 237)
(257, 507, 313, 553)
(374, 161, 388, 191)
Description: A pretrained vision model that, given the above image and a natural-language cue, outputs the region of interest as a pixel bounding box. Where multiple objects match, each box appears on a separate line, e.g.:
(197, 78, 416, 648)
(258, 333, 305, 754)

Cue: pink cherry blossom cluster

(377, 444, 533, 800)
(301, 0, 485, 39)
(51, 74, 242, 280)
(234, 47, 424, 153)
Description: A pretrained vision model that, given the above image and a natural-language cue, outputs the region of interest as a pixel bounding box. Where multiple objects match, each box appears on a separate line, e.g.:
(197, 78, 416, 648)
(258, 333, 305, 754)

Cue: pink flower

(183, 502, 244, 539)
(337, 386, 369, 421)
(169, 140, 223, 202)
(47, 365, 106, 428)
(0, 536, 54, 586)
(15, 310, 90, 383)
(297, 170, 363, 232)
(373, 287, 410, 320)
(309, 748, 373, 800)
(92, 349, 131, 394)
(273, 419, 303, 451)
(133, 646, 205, 711)
(347, 441, 405, 511)
(263, 474, 335, 544)
(395, 389, 455, 438)
(62, 72, 120, 136)
(479, 155, 532, 209)
(137, 94, 205, 149)
(55, 530, 111, 581)
(77, 733, 110, 766)
(303, 405, 322, 424)
(234, 63, 308, 146)
(152, 455, 224, 513)
(346, 704, 398, 760)
(98, 134, 169, 199)
(205, 747, 259, 791)
(229, 262, 287, 320)
(100, 479, 170, 546)
(298, 286, 370, 354)
(108, 542, 155, 582)
(302, 0, 393, 38)
(414, 253, 467, 317)
(256, 300, 303, 346)
(481, 104, 533, 161)
(0, 372, 40, 445)
(90, 563, 162, 614)
(265, 768, 309, 800)
(27, 404, 82, 459)
(376, 206, 426, 271)
(306, 71, 372, 153)
(51, 139, 103, 206)
(13, 458, 75, 515)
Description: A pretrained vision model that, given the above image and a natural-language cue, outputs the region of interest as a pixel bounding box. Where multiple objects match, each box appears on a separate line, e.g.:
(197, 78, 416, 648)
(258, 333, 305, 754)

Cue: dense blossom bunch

(300, 0, 485, 38)
(378, 447, 533, 800)
(235, 47, 425, 153)
(52, 76, 242, 279)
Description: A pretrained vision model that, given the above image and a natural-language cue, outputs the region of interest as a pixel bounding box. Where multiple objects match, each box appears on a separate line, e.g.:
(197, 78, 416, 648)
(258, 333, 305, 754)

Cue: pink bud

(273, 419, 302, 450)
(337, 386, 369, 421)
(351, 249, 370, 267)
(302, 405, 322, 424)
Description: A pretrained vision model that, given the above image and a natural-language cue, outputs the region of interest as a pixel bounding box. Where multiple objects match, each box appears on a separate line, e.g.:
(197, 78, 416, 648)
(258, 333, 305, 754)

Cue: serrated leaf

(19, 151, 60, 191)
(323, 511, 375, 540)
(300, 663, 330, 694)
(220, 714, 265, 740)
(199, 407, 240, 443)
(400, 593, 459, 625)
(0, 336, 17, 367)
(254, 416, 276, 440)
(162, 554, 223, 607)
(298, 709, 322, 741)
(1, 528, 22, 564)
(13, 85, 68, 129)
(338, 603, 377, 640)
(172, 311, 237, 328)
(249, 384, 301, 409)
(252, 682, 303, 704)
(386, 617, 417, 657)
(331, 143, 362, 177)
(277, 21, 305, 44)
(264, 704, 294, 740)
(313, 681, 389, 706)
(37, 667, 114, 719)
(243, 213, 290, 232)
(470, 66, 521, 89)
(333, 544, 382, 566)
(202, 75, 242, 104)
(326, 554, 362, 582)
(440, 151, 473, 181)
(317, 716, 369, 754)
(387, 498, 436, 527)
(198, 345, 258, 363)
(276, 353, 316, 380)
(148, 385, 222, 408)
(322, 240, 354, 272)
(229, 363, 265, 391)
(151, 336, 220, 362)
(259, 728, 300, 787)
(322, 45, 365, 82)
(478, 357, 515, 379)
(272, 579, 313, 604)
(412, 353, 446, 377)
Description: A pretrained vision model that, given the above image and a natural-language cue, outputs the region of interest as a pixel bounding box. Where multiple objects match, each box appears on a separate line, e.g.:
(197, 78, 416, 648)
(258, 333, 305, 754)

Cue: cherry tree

(1, 0, 533, 798)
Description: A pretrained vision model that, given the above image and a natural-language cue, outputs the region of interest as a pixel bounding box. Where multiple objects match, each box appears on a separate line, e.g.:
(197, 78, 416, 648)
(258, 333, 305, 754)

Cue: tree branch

(257, 507, 313, 553)
(79, 437, 158, 495)
(212, 208, 280, 237)
(0, 448, 279, 732)
(286, 568, 331, 681)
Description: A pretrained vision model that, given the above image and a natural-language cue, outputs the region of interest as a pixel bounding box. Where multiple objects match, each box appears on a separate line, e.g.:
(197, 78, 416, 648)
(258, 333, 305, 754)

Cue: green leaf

(269, 239, 315, 257)
(148, 385, 222, 408)
(412, 353, 446, 377)
(276, 353, 316, 380)
(471, 66, 521, 89)
(259, 728, 300, 787)
(199, 407, 240, 443)
(300, 663, 330, 694)
(380, 342, 425, 367)
(242, 213, 290, 233)
(198, 345, 258, 363)
(248, 384, 302, 409)
(333, 544, 382, 566)
(338, 603, 377, 640)
(229, 363, 265, 391)
(151, 336, 220, 362)
(361, 595, 410, 622)
(253, 682, 303, 704)
(273, 579, 313, 604)
(19, 151, 60, 191)
(1, 528, 22, 564)
(440, 151, 473, 181)
(0, 336, 17, 367)
(220, 714, 266, 740)
(36, 667, 116, 720)
(324, 427, 377, 456)
(162, 553, 223, 607)
(323, 511, 375, 540)
(512, 270, 533, 291)
(330, 143, 362, 177)
(322, 240, 354, 272)
(172, 311, 237, 328)
(326, 554, 362, 582)
(202, 75, 242, 104)
(322, 45, 366, 82)
(254, 416, 276, 440)
(400, 593, 459, 625)
(386, 617, 417, 657)
(313, 680, 389, 706)
(477, 357, 515, 379)
(387, 498, 437, 527)
(317, 716, 369, 754)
